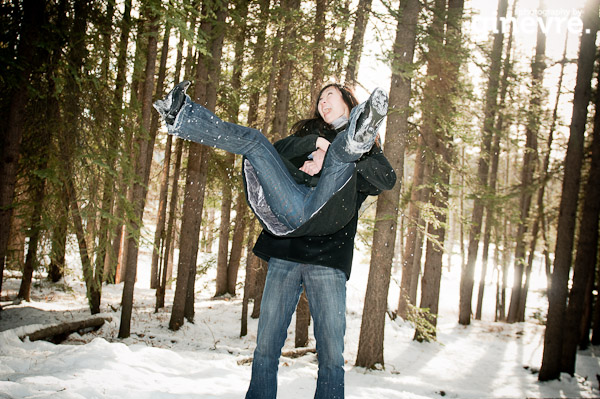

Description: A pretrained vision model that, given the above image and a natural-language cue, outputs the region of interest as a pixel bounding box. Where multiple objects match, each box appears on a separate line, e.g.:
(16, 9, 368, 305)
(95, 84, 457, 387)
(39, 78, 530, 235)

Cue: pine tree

(458, 0, 508, 326)
(539, 0, 600, 381)
(355, 0, 420, 368)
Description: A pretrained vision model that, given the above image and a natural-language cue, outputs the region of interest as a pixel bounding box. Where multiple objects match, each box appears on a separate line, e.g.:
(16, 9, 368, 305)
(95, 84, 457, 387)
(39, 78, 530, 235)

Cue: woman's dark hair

(290, 83, 359, 137)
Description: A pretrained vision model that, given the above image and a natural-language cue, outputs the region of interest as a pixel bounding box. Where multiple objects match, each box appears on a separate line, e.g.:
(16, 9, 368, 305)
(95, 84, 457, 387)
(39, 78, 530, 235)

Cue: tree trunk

(458, 0, 508, 326)
(475, 0, 517, 320)
(227, 194, 248, 295)
(398, 140, 425, 319)
(539, 0, 599, 381)
(294, 290, 311, 347)
(170, 0, 228, 330)
(0, 0, 46, 297)
(106, 0, 134, 284)
(271, 0, 301, 140)
(310, 0, 327, 105)
(560, 70, 600, 376)
(150, 22, 173, 289)
(17, 174, 46, 301)
(251, 259, 268, 319)
(156, 138, 184, 311)
(524, 32, 569, 318)
(49, 188, 69, 282)
(507, 8, 546, 323)
(119, 1, 160, 338)
(215, 159, 234, 297)
(344, 0, 373, 89)
(151, 133, 173, 289)
(355, 0, 419, 368)
(241, 218, 258, 336)
(416, 0, 464, 341)
(184, 0, 228, 322)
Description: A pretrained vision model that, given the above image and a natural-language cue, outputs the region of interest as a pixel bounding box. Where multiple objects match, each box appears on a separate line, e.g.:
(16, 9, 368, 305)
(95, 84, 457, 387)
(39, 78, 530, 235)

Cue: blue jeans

(245, 258, 347, 399)
(168, 97, 372, 232)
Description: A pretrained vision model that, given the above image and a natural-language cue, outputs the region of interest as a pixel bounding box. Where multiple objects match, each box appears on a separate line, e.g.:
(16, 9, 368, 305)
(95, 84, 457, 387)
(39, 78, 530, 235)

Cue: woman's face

(318, 86, 350, 125)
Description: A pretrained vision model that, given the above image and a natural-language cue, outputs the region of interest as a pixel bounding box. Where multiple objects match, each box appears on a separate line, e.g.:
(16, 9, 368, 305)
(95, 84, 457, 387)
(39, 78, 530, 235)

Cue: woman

(153, 81, 390, 237)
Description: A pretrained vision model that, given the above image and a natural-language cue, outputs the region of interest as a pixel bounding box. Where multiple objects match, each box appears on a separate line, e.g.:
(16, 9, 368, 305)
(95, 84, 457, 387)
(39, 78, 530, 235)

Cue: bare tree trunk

(156, 138, 184, 311)
(475, 1, 517, 320)
(119, 1, 160, 338)
(17, 173, 46, 301)
(459, 0, 508, 326)
(398, 140, 425, 319)
(0, 0, 46, 296)
(524, 32, 568, 315)
(251, 259, 268, 319)
(215, 162, 234, 297)
(507, 5, 546, 323)
(310, 0, 327, 105)
(106, 0, 134, 284)
(355, 0, 419, 368)
(227, 194, 248, 295)
(49, 187, 69, 282)
(241, 218, 258, 336)
(150, 22, 173, 289)
(271, 0, 301, 140)
(294, 291, 310, 347)
(561, 69, 600, 376)
(332, 0, 350, 79)
(344, 0, 373, 89)
(170, 0, 228, 329)
(416, 0, 464, 341)
(539, 0, 599, 381)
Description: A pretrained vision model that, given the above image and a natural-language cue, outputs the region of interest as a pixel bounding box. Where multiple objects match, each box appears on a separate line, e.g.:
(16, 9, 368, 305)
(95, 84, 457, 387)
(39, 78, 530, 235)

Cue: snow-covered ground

(1, 242, 599, 399)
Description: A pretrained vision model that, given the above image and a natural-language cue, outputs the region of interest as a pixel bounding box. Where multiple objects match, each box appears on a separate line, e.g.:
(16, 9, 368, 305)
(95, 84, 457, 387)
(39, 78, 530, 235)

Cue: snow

(1, 245, 599, 399)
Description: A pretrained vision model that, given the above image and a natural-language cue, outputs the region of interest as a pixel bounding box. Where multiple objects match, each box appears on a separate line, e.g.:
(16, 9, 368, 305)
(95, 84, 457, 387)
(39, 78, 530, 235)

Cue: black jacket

(249, 124, 397, 279)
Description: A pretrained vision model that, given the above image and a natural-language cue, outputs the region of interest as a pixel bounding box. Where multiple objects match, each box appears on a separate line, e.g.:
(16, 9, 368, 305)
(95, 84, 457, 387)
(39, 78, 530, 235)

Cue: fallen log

(19, 315, 111, 344)
(237, 347, 316, 365)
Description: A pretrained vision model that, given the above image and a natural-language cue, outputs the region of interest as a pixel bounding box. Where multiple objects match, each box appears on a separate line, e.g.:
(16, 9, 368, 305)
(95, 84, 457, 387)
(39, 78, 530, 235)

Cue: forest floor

(1, 244, 599, 398)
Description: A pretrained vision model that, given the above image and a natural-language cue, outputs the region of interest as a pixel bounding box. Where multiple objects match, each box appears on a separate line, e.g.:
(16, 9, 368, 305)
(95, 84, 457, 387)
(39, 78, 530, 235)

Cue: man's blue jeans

(168, 97, 371, 233)
(245, 258, 347, 399)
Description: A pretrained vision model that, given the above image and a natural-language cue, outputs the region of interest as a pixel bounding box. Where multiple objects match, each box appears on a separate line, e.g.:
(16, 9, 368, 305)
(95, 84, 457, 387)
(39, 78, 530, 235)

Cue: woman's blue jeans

(168, 97, 371, 232)
(245, 258, 347, 399)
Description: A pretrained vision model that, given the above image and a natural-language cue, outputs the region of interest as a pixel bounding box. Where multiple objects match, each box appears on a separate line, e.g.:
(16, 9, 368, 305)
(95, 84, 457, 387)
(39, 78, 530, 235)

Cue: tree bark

(227, 194, 248, 295)
(416, 0, 464, 341)
(344, 0, 373, 89)
(215, 159, 234, 296)
(106, 0, 135, 284)
(241, 218, 258, 336)
(560, 69, 600, 376)
(170, 0, 228, 329)
(507, 8, 546, 323)
(458, 0, 508, 326)
(119, 1, 160, 338)
(0, 0, 46, 297)
(475, 0, 517, 320)
(398, 140, 425, 319)
(355, 0, 419, 368)
(156, 138, 184, 311)
(539, 0, 599, 381)
(150, 22, 174, 290)
(271, 0, 301, 140)
(20, 316, 111, 344)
